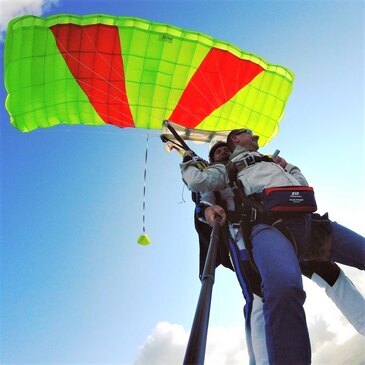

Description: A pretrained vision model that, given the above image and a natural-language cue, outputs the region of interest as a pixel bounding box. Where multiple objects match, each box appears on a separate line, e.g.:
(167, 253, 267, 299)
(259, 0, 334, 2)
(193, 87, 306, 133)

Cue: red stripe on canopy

(169, 47, 264, 128)
(50, 24, 134, 128)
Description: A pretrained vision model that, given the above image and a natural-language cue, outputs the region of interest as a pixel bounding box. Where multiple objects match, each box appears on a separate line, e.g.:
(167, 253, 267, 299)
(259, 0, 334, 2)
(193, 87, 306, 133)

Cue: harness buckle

(245, 155, 256, 166)
(250, 207, 257, 223)
(234, 154, 257, 173)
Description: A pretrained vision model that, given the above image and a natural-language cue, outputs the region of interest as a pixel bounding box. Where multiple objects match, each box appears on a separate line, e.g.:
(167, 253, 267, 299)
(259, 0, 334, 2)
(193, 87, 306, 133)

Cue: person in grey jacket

(181, 129, 365, 365)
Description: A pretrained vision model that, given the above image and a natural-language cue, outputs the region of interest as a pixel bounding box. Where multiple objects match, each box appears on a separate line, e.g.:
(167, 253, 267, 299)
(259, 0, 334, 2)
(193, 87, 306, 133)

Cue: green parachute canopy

(4, 14, 294, 146)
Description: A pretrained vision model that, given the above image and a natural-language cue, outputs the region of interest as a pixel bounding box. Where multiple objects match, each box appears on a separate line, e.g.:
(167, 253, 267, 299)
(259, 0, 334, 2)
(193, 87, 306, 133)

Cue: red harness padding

(261, 186, 317, 213)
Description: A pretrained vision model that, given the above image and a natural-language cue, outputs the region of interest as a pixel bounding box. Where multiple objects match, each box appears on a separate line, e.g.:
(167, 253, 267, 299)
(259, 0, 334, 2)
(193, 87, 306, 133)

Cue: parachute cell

(4, 15, 294, 146)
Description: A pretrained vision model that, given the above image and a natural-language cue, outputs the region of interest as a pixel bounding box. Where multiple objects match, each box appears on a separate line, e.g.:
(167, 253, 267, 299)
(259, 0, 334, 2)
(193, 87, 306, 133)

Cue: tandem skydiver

(182, 129, 365, 365)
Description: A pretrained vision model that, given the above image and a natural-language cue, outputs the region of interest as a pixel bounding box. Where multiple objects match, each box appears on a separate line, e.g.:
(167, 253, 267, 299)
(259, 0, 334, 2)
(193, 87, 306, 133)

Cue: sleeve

(195, 200, 208, 222)
(180, 161, 228, 192)
(194, 191, 216, 223)
(200, 191, 216, 207)
(284, 163, 309, 186)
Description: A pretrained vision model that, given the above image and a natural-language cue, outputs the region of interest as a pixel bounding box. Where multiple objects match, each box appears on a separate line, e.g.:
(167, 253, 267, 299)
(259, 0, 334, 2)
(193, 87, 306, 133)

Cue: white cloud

(204, 326, 246, 365)
(133, 322, 188, 365)
(134, 267, 365, 364)
(308, 317, 336, 354)
(136, 296, 365, 365)
(304, 267, 365, 364)
(312, 332, 365, 365)
(134, 322, 247, 365)
(0, 0, 59, 41)
(304, 266, 365, 343)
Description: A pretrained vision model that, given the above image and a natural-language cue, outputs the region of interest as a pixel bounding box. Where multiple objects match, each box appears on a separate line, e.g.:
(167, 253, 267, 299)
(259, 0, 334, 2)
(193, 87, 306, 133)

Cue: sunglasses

(234, 129, 253, 136)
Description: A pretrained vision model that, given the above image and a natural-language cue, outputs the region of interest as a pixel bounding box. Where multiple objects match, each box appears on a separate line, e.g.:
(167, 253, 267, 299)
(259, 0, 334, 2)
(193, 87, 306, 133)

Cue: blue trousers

(250, 218, 365, 365)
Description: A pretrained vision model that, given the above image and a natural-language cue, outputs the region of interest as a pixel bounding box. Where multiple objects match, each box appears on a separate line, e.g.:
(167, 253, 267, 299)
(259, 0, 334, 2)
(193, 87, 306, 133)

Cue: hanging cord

(137, 133, 151, 246)
(178, 183, 186, 204)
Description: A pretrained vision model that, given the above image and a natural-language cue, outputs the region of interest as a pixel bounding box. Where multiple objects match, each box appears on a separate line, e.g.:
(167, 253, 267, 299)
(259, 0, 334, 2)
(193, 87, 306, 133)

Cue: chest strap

(226, 154, 274, 187)
(234, 154, 274, 172)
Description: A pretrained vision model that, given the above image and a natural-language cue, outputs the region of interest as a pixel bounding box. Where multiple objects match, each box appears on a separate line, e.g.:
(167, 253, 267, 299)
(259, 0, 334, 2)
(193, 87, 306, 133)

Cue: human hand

(204, 205, 226, 226)
(273, 156, 288, 169)
(183, 150, 194, 158)
(182, 150, 195, 162)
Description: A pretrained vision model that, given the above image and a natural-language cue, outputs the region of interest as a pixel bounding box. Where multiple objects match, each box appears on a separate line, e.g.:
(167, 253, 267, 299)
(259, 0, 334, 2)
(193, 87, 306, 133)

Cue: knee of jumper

(251, 223, 290, 244)
(262, 278, 306, 307)
(251, 224, 306, 304)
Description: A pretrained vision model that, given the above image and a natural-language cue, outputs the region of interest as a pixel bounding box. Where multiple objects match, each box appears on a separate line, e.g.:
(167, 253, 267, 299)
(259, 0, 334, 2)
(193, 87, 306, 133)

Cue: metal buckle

(250, 208, 257, 223)
(244, 155, 256, 166)
(235, 154, 256, 172)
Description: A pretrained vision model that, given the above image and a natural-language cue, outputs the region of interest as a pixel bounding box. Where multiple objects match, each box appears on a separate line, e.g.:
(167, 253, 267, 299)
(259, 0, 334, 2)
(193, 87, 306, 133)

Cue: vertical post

(183, 219, 220, 365)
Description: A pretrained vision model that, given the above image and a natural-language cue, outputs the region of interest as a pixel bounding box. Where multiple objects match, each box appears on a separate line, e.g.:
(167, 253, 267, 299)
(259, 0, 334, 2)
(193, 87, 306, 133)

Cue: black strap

(233, 154, 274, 173)
(224, 168, 260, 272)
(163, 120, 192, 152)
(160, 134, 187, 152)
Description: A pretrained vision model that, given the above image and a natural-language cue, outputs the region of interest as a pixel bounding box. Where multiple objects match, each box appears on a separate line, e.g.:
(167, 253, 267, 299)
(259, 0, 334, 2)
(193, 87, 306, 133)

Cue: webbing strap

(234, 154, 274, 172)
(163, 120, 192, 151)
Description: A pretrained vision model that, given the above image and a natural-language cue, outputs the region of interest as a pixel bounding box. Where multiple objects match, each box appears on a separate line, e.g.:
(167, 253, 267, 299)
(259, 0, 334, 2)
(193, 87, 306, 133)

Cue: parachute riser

(161, 120, 209, 169)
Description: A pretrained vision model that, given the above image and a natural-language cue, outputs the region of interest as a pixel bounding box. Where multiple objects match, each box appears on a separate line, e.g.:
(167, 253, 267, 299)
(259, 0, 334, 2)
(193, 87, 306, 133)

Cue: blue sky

(1, 1, 364, 364)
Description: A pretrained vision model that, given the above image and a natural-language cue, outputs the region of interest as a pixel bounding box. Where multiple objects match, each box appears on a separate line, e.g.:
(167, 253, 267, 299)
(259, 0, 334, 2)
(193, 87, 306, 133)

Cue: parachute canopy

(4, 15, 294, 146)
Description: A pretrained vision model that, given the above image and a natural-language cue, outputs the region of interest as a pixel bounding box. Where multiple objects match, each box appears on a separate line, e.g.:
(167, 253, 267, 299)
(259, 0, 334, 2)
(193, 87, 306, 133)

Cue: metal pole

(183, 219, 221, 365)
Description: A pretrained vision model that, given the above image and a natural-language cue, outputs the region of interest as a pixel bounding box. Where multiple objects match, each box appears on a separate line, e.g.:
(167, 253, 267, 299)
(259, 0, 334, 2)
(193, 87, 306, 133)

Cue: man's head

(209, 141, 231, 163)
(226, 129, 259, 152)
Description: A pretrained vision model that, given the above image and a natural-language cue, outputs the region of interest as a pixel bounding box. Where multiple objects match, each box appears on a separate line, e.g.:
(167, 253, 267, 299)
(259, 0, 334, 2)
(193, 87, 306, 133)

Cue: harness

(225, 155, 323, 271)
(226, 154, 278, 224)
(231, 153, 274, 171)
(192, 138, 331, 272)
